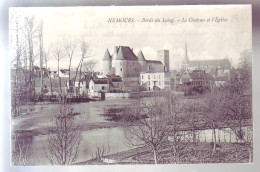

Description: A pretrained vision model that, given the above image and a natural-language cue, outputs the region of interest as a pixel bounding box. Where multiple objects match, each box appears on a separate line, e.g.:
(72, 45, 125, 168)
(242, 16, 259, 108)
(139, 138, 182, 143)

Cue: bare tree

(12, 131, 33, 165)
(125, 98, 171, 164)
(92, 144, 110, 163)
(53, 43, 65, 100)
(219, 50, 253, 162)
(45, 104, 82, 165)
(74, 41, 91, 95)
(165, 95, 187, 163)
(82, 60, 97, 75)
(184, 100, 203, 144)
(44, 49, 53, 96)
(202, 91, 225, 153)
(38, 19, 44, 95)
(64, 39, 78, 91)
(23, 16, 38, 99)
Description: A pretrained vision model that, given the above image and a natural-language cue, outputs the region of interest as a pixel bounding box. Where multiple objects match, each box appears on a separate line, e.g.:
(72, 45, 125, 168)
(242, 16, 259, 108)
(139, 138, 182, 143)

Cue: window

(102, 86, 105, 90)
(159, 75, 161, 79)
(120, 68, 122, 71)
(154, 75, 156, 79)
(159, 81, 161, 85)
(148, 75, 150, 79)
(91, 86, 93, 90)
(142, 75, 144, 79)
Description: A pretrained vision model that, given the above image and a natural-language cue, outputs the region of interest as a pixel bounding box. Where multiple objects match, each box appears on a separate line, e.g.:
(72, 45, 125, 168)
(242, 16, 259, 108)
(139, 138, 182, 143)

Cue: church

(182, 42, 232, 78)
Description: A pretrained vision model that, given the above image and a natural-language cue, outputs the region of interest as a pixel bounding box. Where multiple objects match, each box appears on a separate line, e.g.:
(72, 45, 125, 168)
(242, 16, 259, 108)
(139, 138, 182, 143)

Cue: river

(12, 98, 142, 165)
(12, 97, 251, 165)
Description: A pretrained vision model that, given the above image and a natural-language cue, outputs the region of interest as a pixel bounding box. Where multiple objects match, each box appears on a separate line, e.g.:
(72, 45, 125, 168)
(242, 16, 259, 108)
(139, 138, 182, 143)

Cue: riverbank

(77, 142, 251, 164)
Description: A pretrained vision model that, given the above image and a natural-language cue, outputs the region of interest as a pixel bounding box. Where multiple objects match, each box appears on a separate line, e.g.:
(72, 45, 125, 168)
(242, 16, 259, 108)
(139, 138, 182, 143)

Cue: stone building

(100, 46, 168, 92)
(181, 42, 232, 79)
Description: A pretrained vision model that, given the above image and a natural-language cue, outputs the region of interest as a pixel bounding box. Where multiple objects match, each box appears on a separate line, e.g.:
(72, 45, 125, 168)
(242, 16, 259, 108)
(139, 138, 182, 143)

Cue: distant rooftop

(189, 59, 231, 69)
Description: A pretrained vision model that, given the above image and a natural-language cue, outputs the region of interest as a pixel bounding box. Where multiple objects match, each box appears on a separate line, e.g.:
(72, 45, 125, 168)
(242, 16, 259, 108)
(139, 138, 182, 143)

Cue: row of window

(141, 74, 162, 80)
(141, 81, 162, 86)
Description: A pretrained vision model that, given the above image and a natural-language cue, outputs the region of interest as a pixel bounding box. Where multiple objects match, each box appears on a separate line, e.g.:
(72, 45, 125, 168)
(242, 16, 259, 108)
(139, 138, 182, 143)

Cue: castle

(99, 46, 170, 91)
(100, 46, 169, 78)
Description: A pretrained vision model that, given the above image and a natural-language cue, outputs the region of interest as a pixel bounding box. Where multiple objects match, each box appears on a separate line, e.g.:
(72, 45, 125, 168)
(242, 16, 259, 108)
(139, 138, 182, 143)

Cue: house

(58, 69, 70, 78)
(88, 78, 109, 94)
(180, 70, 214, 95)
(35, 77, 68, 96)
(107, 75, 124, 92)
(140, 67, 171, 91)
(214, 76, 228, 87)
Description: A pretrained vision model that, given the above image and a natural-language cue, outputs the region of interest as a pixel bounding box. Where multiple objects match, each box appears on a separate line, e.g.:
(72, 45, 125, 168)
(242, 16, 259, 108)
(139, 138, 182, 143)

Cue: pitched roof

(115, 46, 138, 60)
(137, 50, 146, 61)
(107, 75, 123, 82)
(146, 60, 163, 64)
(35, 77, 68, 87)
(102, 49, 111, 61)
(92, 78, 109, 84)
(189, 70, 213, 80)
(189, 59, 231, 69)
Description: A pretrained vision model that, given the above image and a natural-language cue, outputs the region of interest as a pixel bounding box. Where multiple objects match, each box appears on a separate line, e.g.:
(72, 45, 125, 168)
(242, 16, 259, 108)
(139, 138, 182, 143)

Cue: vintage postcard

(9, 5, 252, 165)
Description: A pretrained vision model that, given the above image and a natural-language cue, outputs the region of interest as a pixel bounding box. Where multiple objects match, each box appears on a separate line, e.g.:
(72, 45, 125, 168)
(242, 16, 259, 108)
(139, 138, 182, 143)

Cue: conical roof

(102, 49, 111, 61)
(115, 46, 138, 60)
(115, 46, 125, 60)
(137, 50, 146, 61)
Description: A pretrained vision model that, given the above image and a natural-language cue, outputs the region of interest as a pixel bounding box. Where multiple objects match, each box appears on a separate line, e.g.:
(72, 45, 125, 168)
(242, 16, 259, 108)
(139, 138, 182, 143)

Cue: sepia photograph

(9, 5, 252, 165)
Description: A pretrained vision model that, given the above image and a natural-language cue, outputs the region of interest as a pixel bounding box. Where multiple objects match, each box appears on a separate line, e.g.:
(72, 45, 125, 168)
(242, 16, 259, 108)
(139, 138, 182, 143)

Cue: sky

(9, 5, 252, 71)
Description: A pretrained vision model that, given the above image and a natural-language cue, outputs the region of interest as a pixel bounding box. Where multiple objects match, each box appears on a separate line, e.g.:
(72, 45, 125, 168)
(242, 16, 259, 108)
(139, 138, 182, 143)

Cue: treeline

(124, 50, 252, 164)
(10, 12, 96, 117)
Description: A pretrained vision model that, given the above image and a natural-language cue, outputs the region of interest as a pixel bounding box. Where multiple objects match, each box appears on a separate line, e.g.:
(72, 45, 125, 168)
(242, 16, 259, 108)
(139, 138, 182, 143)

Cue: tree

(44, 49, 53, 96)
(12, 131, 33, 165)
(45, 104, 82, 165)
(82, 60, 97, 74)
(53, 43, 65, 100)
(125, 98, 171, 164)
(218, 49, 252, 162)
(74, 41, 91, 95)
(203, 91, 225, 153)
(38, 19, 44, 95)
(165, 95, 187, 163)
(183, 100, 204, 144)
(23, 16, 38, 99)
(64, 39, 77, 91)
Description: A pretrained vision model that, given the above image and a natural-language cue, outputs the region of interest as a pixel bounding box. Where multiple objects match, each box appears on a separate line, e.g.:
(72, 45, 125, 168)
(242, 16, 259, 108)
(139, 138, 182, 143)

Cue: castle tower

(137, 50, 147, 72)
(111, 46, 119, 68)
(114, 46, 126, 78)
(157, 50, 170, 72)
(100, 49, 111, 76)
(182, 41, 189, 71)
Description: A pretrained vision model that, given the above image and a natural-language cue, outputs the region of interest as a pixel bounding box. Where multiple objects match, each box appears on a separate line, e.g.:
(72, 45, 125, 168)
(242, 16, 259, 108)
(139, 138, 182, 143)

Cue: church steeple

(183, 41, 189, 64)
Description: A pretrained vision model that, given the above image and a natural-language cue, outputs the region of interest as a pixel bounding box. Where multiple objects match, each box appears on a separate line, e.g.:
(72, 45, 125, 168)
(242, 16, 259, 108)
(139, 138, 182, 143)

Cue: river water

(14, 98, 141, 165)
(12, 97, 251, 165)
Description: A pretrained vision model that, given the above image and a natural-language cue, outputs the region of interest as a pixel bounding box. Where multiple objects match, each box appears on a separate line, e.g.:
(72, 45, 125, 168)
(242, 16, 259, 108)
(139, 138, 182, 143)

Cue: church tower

(182, 41, 189, 71)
